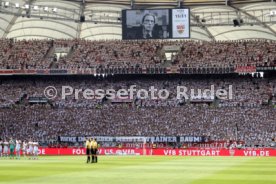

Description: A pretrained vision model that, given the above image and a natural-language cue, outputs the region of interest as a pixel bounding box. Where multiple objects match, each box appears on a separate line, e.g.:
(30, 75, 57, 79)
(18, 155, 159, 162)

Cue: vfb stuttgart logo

(176, 24, 185, 34)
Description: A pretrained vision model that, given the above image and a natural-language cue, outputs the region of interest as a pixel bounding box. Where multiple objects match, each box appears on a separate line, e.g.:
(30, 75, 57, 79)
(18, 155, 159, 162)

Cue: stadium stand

(0, 0, 276, 150)
(0, 39, 275, 69)
(0, 76, 275, 147)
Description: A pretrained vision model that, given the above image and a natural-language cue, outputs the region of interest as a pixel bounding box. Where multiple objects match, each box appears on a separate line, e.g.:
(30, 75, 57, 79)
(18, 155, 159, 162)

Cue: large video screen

(122, 9, 190, 40)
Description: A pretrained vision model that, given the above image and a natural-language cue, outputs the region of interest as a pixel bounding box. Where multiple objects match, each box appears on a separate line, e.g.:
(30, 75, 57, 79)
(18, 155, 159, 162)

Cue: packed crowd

(0, 39, 275, 69)
(0, 39, 52, 69)
(175, 40, 276, 67)
(0, 104, 275, 147)
(0, 76, 275, 147)
(64, 40, 164, 69)
(0, 76, 274, 108)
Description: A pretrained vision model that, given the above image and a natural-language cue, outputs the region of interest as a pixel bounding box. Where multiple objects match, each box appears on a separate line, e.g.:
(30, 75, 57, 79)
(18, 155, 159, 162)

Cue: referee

(85, 138, 91, 163)
(91, 138, 98, 163)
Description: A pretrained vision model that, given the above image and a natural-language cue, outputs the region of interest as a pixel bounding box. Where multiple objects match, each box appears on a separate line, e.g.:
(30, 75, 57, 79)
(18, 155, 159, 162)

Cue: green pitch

(0, 156, 276, 184)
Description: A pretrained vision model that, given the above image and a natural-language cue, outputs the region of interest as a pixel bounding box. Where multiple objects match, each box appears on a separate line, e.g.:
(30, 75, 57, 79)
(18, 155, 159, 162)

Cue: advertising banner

(37, 148, 276, 157)
(235, 66, 256, 73)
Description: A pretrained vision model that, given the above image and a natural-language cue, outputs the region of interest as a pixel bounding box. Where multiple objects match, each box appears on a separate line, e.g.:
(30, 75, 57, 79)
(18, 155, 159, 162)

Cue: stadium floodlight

(24, 4, 29, 9)
(44, 7, 49, 12)
(52, 8, 57, 13)
(33, 5, 39, 11)
(4, 1, 9, 7)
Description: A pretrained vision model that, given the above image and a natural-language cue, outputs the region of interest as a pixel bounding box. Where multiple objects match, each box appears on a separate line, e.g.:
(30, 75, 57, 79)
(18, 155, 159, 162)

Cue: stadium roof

(0, 0, 275, 40)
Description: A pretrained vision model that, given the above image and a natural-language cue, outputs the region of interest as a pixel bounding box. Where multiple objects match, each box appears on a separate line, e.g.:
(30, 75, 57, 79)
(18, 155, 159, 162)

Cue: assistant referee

(91, 138, 98, 163)
(85, 138, 91, 163)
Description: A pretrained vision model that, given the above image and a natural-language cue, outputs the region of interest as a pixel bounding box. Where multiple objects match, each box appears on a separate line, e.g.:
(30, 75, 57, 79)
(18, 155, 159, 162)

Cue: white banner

(58, 136, 206, 143)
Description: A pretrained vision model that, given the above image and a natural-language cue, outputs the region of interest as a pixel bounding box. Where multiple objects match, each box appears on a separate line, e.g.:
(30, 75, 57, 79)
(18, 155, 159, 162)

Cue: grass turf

(0, 156, 275, 184)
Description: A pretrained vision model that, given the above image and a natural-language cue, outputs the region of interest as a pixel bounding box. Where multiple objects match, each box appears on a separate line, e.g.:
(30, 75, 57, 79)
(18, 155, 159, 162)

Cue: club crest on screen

(176, 24, 185, 34)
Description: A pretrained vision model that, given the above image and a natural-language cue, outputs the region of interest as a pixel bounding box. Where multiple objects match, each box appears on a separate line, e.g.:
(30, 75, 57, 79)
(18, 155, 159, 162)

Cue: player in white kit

(15, 140, 21, 159)
(33, 142, 39, 160)
(3, 140, 9, 158)
(28, 141, 33, 159)
(22, 141, 27, 158)
(0, 139, 3, 158)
